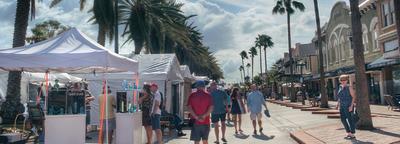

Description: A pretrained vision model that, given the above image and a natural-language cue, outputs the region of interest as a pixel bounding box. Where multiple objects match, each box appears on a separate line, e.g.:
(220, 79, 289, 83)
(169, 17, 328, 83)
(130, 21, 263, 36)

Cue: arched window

(340, 36, 346, 60)
(362, 27, 369, 53)
(372, 24, 379, 51)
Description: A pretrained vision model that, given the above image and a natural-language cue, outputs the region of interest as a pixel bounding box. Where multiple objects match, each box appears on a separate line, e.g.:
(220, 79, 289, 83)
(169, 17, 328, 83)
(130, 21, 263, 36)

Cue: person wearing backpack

(150, 83, 163, 144)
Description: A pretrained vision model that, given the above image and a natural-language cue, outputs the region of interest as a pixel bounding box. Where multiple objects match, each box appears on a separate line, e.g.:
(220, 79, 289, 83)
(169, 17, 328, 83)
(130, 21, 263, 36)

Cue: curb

(290, 130, 325, 144)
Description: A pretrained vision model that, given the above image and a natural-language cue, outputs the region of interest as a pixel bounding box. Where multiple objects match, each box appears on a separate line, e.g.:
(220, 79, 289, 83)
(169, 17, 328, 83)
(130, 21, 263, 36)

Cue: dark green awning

(367, 56, 400, 69)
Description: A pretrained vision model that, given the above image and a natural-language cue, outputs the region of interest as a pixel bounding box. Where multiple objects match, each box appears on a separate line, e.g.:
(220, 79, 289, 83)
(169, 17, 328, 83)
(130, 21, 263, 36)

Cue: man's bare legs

(213, 122, 220, 142)
(155, 129, 163, 144)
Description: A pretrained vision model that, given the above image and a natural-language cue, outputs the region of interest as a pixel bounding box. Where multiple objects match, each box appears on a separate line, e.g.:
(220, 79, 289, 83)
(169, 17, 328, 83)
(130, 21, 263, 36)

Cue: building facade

(315, 1, 383, 103)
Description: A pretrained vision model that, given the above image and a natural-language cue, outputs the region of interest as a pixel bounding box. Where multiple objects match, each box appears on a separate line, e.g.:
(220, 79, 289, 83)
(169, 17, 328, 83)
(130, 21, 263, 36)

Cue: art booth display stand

(45, 114, 86, 143)
(0, 28, 139, 144)
(115, 81, 142, 144)
(44, 85, 87, 144)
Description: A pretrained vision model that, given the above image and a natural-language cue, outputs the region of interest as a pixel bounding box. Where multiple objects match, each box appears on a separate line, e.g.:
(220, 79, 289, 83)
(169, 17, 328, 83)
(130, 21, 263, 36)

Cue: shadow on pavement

(370, 128, 400, 138)
(234, 133, 250, 139)
(350, 139, 373, 144)
(251, 132, 275, 141)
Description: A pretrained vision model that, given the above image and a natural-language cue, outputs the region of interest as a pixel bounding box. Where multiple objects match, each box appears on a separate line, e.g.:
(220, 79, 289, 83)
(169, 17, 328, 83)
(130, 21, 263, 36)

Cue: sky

(0, 0, 348, 83)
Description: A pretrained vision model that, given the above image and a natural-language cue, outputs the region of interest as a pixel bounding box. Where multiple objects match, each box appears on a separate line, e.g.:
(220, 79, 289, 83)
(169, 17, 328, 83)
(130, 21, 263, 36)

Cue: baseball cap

(195, 80, 206, 88)
(150, 83, 158, 88)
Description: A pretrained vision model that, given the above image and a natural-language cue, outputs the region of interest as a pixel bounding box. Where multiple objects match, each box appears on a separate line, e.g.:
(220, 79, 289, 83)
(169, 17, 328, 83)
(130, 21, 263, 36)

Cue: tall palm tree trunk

(395, 0, 400, 48)
(287, 13, 295, 102)
(98, 25, 106, 46)
(1, 0, 30, 123)
(314, 0, 328, 108)
(240, 70, 243, 83)
(251, 57, 254, 80)
(241, 59, 246, 77)
(349, 0, 373, 129)
(259, 47, 263, 77)
(264, 47, 268, 84)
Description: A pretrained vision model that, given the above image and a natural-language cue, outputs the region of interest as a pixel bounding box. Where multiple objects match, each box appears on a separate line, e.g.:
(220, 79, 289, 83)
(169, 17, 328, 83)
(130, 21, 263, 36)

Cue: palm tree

(239, 66, 244, 83)
(255, 34, 274, 82)
(51, 0, 115, 46)
(272, 0, 305, 102)
(0, 0, 38, 123)
(349, 0, 373, 130)
(249, 46, 258, 80)
(240, 50, 248, 77)
(255, 42, 263, 78)
(120, 0, 191, 54)
(313, 0, 328, 108)
(246, 63, 251, 78)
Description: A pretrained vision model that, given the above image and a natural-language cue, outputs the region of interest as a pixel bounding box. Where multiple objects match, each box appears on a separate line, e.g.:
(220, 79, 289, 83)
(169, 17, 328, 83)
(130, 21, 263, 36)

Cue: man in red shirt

(187, 80, 214, 144)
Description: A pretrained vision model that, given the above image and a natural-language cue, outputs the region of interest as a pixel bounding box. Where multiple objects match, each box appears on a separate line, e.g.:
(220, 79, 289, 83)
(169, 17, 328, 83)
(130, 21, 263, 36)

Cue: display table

(116, 112, 142, 144)
(44, 114, 85, 144)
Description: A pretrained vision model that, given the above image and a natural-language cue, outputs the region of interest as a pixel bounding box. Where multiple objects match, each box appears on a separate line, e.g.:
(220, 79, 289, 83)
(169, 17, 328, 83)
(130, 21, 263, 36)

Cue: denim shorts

(211, 113, 226, 123)
(151, 114, 161, 130)
(190, 124, 210, 141)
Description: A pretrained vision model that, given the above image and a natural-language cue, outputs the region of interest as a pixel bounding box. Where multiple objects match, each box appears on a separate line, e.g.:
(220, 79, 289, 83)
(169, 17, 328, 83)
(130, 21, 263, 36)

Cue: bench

(160, 116, 175, 136)
(306, 96, 319, 107)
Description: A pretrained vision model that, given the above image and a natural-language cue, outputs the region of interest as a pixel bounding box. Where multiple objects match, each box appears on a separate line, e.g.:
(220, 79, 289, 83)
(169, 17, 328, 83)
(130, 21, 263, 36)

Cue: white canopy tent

(80, 54, 184, 124)
(0, 28, 139, 144)
(0, 28, 137, 73)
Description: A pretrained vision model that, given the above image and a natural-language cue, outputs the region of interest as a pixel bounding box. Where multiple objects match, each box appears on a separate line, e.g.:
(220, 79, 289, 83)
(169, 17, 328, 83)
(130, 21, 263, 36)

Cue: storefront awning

(367, 56, 400, 69)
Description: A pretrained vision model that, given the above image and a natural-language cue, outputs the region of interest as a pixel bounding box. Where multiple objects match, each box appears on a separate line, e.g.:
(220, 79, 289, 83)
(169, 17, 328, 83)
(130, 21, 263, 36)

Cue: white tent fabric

(180, 65, 194, 79)
(0, 28, 138, 73)
(0, 72, 82, 103)
(129, 54, 183, 81)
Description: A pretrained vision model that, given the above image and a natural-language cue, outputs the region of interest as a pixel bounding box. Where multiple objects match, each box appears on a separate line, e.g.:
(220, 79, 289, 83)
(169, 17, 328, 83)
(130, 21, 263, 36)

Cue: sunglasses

(340, 79, 347, 82)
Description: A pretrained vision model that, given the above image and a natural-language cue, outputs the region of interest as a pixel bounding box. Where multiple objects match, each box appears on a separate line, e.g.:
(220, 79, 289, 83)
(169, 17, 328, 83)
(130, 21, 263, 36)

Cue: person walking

(230, 88, 246, 134)
(98, 86, 116, 144)
(247, 84, 268, 135)
(139, 84, 154, 144)
(150, 83, 163, 144)
(335, 75, 356, 139)
(84, 83, 95, 140)
(187, 80, 214, 144)
(209, 82, 228, 143)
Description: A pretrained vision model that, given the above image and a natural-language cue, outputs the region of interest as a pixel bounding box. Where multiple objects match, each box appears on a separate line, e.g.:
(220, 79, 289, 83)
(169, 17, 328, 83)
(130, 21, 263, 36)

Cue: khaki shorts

(250, 112, 262, 121)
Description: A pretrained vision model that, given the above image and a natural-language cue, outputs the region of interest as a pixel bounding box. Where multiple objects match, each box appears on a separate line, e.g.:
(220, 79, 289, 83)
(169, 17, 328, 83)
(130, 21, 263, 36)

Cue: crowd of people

(187, 81, 269, 144)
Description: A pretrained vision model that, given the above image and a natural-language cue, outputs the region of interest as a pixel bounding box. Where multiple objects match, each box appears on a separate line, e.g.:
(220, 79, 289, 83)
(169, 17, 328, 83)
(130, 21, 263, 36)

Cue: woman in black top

(139, 84, 154, 144)
(230, 88, 246, 134)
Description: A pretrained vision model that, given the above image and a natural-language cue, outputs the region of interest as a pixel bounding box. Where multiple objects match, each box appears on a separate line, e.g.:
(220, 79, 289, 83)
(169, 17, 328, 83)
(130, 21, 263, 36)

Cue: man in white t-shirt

(151, 83, 163, 144)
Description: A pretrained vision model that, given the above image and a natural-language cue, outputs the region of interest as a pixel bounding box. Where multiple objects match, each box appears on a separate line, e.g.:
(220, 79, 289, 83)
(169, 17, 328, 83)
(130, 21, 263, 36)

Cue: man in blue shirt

(247, 84, 268, 135)
(210, 82, 228, 143)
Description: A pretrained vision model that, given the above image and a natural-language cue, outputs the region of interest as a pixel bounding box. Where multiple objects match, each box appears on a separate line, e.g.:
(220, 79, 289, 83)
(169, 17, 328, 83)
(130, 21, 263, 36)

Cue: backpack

(159, 92, 165, 110)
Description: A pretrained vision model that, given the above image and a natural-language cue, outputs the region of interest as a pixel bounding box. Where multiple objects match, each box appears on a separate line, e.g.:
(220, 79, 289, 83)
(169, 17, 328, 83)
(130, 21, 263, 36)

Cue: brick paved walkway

(270, 99, 400, 144)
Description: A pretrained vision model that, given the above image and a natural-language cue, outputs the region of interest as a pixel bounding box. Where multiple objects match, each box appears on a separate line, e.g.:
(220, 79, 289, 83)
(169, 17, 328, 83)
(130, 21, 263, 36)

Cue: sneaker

(259, 128, 263, 133)
(253, 130, 257, 135)
(85, 136, 92, 140)
(177, 132, 186, 137)
(214, 141, 220, 144)
(235, 131, 238, 135)
(221, 138, 227, 143)
(239, 129, 243, 132)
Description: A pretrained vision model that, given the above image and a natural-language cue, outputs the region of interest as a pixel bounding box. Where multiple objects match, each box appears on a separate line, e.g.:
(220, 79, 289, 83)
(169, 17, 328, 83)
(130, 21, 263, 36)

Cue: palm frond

(292, 1, 305, 12)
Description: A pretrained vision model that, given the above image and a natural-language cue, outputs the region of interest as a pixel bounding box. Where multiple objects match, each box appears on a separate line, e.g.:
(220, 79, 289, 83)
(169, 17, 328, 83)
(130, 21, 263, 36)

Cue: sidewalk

(269, 99, 400, 144)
